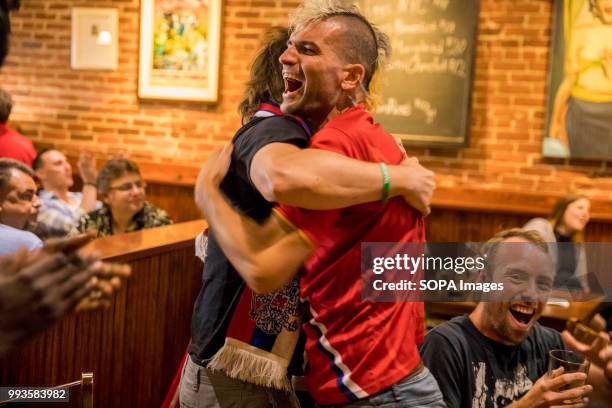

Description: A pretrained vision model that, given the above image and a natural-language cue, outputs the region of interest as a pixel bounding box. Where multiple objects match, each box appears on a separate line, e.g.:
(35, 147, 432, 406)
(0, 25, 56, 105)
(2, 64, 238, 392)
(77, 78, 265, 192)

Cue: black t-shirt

(420, 315, 564, 408)
(554, 232, 580, 290)
(188, 115, 310, 363)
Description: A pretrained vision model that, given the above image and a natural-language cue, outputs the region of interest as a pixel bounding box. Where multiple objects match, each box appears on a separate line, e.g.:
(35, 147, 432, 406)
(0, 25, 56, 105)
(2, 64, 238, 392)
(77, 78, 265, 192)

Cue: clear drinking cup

(548, 349, 590, 401)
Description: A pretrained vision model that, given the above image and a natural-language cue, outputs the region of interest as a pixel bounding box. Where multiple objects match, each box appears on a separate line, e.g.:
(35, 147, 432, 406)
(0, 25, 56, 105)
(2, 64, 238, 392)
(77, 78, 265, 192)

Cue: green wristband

(379, 162, 390, 203)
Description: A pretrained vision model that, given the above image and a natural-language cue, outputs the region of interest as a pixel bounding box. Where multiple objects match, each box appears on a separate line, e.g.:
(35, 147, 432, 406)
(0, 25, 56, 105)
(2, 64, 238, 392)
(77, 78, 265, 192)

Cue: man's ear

(34, 169, 44, 183)
(341, 63, 365, 91)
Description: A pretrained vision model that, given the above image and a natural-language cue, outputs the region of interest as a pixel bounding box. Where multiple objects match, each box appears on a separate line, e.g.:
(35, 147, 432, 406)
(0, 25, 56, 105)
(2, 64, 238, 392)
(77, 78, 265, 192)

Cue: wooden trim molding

(67, 156, 612, 222)
(432, 186, 612, 222)
(82, 219, 207, 261)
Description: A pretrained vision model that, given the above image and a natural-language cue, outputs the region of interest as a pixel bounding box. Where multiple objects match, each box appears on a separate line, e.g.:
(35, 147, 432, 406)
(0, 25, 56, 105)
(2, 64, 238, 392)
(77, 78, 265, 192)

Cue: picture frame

(71, 7, 118, 70)
(138, 0, 222, 102)
(543, 0, 612, 160)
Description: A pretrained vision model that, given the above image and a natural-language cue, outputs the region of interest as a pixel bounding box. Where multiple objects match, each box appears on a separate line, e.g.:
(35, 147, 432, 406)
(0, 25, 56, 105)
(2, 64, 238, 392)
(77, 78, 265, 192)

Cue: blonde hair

(289, 0, 391, 110)
(481, 228, 548, 278)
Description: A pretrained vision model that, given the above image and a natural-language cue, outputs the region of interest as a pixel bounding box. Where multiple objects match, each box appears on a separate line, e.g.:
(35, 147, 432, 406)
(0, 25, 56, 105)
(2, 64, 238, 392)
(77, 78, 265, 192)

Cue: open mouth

(509, 304, 535, 327)
(283, 75, 303, 95)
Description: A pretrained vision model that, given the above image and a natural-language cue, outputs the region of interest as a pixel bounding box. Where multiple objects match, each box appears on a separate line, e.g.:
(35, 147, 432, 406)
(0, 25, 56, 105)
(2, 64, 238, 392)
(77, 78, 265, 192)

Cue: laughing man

(420, 229, 611, 408)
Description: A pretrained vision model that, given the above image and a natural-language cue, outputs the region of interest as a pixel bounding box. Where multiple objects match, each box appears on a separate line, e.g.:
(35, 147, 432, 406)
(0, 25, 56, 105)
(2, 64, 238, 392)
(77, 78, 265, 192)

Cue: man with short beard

(420, 229, 611, 408)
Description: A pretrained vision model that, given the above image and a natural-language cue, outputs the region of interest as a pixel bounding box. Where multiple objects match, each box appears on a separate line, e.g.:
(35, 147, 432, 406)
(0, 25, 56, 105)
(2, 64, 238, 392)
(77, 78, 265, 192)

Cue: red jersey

(0, 124, 36, 166)
(276, 105, 425, 404)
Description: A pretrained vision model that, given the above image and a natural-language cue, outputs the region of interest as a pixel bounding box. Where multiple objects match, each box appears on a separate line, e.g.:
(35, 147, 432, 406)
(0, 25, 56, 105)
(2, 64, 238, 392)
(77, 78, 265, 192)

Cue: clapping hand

(77, 151, 98, 185)
(0, 234, 131, 354)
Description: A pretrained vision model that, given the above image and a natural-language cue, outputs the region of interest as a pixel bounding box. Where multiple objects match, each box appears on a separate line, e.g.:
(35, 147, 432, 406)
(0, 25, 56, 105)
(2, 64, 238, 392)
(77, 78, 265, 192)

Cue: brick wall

(1, 0, 612, 200)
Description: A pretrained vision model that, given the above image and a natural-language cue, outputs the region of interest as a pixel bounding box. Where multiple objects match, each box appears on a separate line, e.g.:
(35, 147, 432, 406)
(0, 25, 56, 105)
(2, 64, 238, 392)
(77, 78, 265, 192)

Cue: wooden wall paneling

(426, 207, 612, 243)
(69, 159, 612, 237)
(137, 174, 612, 243)
(145, 182, 201, 223)
(0, 223, 205, 408)
(140, 181, 612, 244)
(585, 222, 612, 242)
(426, 210, 531, 242)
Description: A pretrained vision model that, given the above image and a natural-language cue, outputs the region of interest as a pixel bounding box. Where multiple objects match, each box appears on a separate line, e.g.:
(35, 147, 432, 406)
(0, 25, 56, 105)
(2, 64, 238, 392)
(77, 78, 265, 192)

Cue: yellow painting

(139, 0, 221, 102)
(545, 0, 612, 159)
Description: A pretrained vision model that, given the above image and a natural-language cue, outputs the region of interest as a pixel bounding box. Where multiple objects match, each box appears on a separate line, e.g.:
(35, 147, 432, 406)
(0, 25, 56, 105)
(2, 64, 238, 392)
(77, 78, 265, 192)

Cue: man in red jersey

(195, 1, 445, 406)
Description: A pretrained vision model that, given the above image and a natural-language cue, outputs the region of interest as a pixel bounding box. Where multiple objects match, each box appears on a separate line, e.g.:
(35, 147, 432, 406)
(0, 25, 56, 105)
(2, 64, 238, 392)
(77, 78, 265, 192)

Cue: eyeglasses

(5, 189, 36, 203)
(108, 180, 146, 192)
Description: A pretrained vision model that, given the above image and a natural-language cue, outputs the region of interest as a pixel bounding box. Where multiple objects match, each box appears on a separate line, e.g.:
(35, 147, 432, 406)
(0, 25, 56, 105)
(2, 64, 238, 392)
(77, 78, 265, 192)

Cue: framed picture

(543, 0, 612, 160)
(71, 7, 118, 70)
(138, 0, 222, 102)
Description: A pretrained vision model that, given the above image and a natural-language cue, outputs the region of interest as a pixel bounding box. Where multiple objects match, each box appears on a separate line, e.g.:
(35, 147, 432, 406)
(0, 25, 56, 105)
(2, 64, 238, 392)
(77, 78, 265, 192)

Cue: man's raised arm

(195, 145, 312, 294)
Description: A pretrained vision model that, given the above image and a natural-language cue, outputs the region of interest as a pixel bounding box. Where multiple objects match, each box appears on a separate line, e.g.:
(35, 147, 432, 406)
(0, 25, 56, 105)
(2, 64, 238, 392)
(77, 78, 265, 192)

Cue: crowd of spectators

(0, 88, 173, 247)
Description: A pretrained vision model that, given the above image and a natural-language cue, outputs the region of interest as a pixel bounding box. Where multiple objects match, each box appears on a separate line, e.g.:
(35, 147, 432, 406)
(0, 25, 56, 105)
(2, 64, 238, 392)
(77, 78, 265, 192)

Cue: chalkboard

(358, 0, 480, 148)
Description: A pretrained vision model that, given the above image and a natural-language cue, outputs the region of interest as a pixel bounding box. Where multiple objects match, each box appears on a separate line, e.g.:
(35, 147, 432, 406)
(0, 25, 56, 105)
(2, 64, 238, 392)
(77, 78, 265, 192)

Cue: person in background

(0, 158, 42, 254)
(0, 89, 37, 167)
(420, 229, 611, 408)
(0, 0, 131, 356)
(524, 193, 591, 292)
(33, 149, 99, 236)
(77, 159, 171, 237)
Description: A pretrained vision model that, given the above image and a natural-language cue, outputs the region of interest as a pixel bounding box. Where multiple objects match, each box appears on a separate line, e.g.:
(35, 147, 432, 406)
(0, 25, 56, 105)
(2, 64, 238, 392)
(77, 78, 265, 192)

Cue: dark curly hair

(237, 27, 289, 123)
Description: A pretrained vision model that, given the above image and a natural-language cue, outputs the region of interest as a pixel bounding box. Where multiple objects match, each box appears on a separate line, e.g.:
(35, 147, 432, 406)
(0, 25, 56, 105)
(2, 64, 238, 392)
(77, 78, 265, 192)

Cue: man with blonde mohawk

(196, 1, 444, 406)
(183, 24, 435, 408)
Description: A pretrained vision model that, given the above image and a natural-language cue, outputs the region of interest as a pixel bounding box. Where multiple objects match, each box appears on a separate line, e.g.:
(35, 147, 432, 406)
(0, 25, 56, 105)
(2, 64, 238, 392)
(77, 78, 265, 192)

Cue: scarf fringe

(207, 339, 292, 392)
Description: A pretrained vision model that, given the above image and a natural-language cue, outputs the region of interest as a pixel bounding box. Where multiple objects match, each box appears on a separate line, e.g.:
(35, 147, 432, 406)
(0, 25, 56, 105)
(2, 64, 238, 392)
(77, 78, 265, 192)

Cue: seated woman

(523, 193, 591, 292)
(77, 159, 172, 237)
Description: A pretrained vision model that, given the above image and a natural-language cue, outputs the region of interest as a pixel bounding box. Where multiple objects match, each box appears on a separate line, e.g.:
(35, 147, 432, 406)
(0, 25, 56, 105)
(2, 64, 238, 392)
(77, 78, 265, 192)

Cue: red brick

(1, 0, 609, 200)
